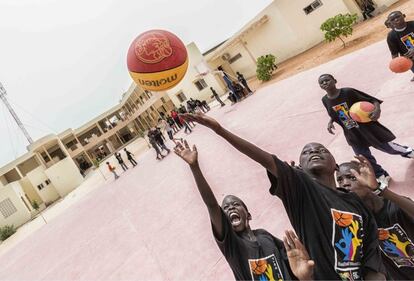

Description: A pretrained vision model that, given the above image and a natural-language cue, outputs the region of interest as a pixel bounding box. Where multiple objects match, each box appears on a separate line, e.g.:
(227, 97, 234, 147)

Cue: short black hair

(388, 11, 403, 18)
(319, 73, 335, 80)
(338, 162, 361, 172)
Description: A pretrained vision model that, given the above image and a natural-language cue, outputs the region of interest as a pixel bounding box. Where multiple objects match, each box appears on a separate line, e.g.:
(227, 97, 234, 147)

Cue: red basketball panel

(389, 56, 413, 73)
(359, 101, 375, 112)
(127, 30, 187, 73)
(350, 112, 362, 123)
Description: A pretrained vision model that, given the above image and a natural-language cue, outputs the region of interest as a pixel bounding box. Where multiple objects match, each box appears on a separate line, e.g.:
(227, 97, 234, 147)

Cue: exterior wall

(19, 177, 43, 205)
(166, 42, 226, 106)
(374, 0, 399, 9)
(0, 182, 31, 228)
(26, 166, 60, 204)
(44, 158, 84, 197)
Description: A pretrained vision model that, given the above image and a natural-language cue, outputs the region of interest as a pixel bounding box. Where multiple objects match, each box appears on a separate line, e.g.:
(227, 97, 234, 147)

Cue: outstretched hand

(283, 230, 314, 281)
(174, 139, 198, 166)
(350, 155, 378, 190)
(180, 113, 221, 132)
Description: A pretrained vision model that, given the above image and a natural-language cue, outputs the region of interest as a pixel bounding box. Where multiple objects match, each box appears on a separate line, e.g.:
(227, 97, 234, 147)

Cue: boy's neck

(311, 174, 337, 189)
(239, 227, 257, 242)
(326, 88, 341, 98)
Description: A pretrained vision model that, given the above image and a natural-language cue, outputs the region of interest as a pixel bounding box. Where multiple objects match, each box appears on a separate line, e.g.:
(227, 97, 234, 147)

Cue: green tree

(0, 225, 16, 241)
(256, 54, 276, 82)
(320, 13, 358, 48)
(31, 200, 39, 211)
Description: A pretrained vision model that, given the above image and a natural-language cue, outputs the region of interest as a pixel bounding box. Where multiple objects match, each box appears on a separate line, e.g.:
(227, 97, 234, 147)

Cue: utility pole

(0, 82, 33, 144)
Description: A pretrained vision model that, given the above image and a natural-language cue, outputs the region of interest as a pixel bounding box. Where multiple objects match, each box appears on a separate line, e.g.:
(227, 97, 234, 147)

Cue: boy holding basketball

(336, 156, 414, 280)
(386, 11, 414, 81)
(319, 74, 414, 185)
(174, 140, 314, 281)
(181, 113, 386, 280)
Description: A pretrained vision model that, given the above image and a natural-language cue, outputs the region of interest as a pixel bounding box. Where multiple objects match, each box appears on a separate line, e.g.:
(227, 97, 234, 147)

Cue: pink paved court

(0, 40, 413, 280)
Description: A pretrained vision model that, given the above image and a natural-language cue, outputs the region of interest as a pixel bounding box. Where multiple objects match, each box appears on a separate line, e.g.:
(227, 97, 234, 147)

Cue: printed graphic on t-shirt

(401, 32, 414, 51)
(378, 224, 414, 268)
(331, 209, 363, 280)
(248, 254, 284, 281)
(332, 103, 358, 129)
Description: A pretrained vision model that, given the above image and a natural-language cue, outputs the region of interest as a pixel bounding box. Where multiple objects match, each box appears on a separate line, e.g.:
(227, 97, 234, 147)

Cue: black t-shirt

(214, 210, 295, 280)
(267, 156, 385, 280)
(374, 199, 414, 280)
(322, 88, 395, 147)
(387, 21, 414, 57)
(115, 154, 124, 163)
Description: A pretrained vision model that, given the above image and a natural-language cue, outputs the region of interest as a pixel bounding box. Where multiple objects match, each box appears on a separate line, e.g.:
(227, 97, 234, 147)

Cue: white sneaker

(405, 148, 414, 159)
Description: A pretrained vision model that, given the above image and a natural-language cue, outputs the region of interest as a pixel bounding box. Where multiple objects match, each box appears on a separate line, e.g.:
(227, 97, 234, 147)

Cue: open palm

(350, 155, 377, 190)
(180, 113, 221, 132)
(283, 230, 314, 280)
(174, 140, 198, 166)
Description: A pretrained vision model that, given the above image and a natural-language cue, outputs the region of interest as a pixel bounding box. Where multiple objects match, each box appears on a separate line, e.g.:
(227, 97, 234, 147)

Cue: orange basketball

(250, 260, 268, 275)
(332, 210, 353, 227)
(389, 56, 413, 73)
(127, 29, 188, 91)
(349, 101, 375, 123)
(378, 229, 390, 240)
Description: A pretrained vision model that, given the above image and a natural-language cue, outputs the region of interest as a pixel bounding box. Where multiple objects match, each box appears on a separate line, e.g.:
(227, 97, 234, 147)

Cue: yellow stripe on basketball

(129, 58, 188, 91)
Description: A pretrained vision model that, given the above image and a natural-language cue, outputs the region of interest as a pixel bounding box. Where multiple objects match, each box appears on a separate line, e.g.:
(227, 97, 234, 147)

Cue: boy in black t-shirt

(174, 140, 313, 281)
(386, 11, 414, 81)
(337, 156, 414, 280)
(320, 74, 414, 185)
(181, 113, 386, 280)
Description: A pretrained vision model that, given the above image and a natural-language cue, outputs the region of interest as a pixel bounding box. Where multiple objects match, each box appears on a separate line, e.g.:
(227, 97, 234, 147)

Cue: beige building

(206, 0, 399, 79)
(166, 42, 227, 107)
(0, 84, 175, 228)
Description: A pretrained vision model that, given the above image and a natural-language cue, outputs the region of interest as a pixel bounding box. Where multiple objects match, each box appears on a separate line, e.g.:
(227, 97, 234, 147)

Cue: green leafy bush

(0, 225, 16, 241)
(256, 54, 277, 81)
(320, 13, 358, 47)
(31, 200, 39, 210)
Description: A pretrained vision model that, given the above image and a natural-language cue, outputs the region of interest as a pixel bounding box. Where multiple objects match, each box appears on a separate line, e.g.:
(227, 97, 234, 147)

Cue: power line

(6, 97, 57, 133)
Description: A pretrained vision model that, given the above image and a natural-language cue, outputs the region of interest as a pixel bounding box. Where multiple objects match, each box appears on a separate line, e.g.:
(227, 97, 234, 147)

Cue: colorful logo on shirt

(378, 224, 414, 268)
(332, 103, 358, 130)
(248, 254, 283, 281)
(331, 209, 363, 280)
(400, 32, 414, 52)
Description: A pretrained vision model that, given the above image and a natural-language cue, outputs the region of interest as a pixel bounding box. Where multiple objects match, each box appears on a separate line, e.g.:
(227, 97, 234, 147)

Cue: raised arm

(351, 155, 414, 218)
(174, 140, 224, 239)
(181, 113, 278, 176)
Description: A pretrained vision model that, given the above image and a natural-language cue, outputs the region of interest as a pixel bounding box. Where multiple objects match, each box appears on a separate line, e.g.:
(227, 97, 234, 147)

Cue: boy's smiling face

(299, 143, 337, 176)
(221, 195, 251, 233)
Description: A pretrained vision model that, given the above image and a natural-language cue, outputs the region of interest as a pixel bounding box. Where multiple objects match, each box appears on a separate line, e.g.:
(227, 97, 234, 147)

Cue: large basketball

(127, 30, 188, 91)
(389, 56, 413, 73)
(349, 101, 375, 123)
(332, 210, 353, 227)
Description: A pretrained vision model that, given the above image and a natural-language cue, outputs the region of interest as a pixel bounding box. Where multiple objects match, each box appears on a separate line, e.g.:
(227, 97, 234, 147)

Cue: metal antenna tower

(0, 82, 34, 144)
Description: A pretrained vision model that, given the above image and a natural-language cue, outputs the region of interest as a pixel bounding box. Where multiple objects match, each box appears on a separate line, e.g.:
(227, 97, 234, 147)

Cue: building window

(229, 53, 242, 64)
(45, 179, 51, 185)
(161, 97, 166, 103)
(194, 79, 208, 91)
(304, 0, 323, 15)
(176, 91, 187, 103)
(37, 183, 45, 191)
(0, 198, 17, 218)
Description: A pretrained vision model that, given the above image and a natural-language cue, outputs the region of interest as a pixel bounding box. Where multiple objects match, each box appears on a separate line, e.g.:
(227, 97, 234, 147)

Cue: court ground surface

(0, 40, 413, 280)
